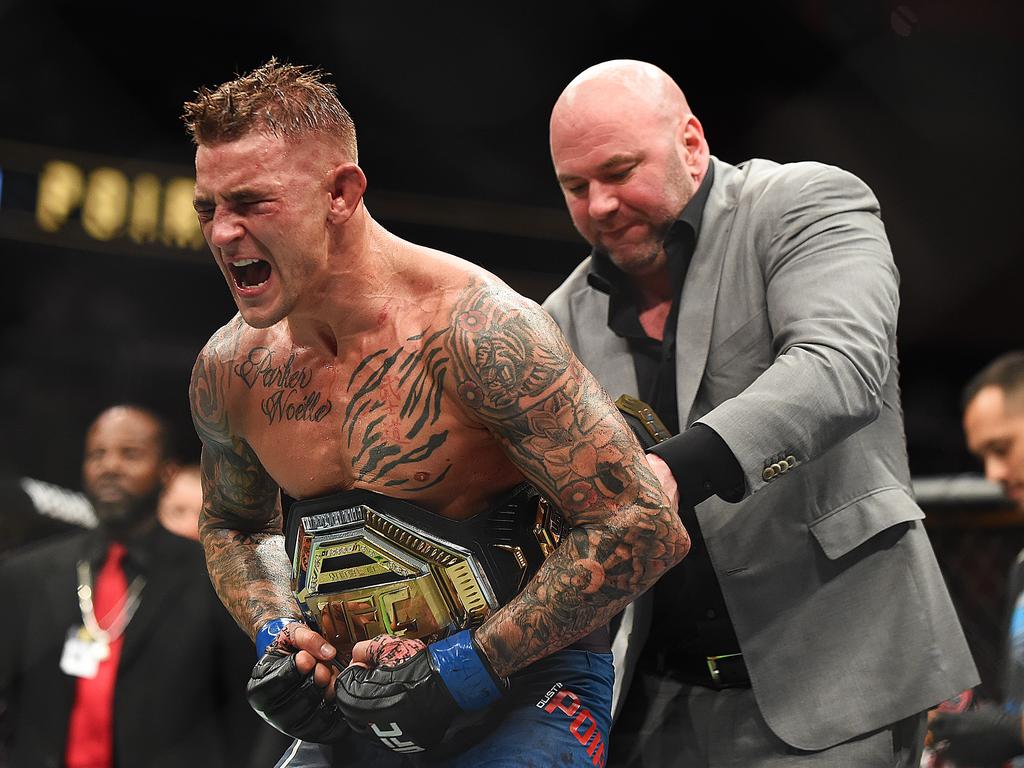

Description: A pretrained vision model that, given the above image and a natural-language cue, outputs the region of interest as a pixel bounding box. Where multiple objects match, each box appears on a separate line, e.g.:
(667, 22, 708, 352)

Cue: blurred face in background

(82, 407, 172, 536)
(964, 385, 1024, 509)
(157, 466, 202, 541)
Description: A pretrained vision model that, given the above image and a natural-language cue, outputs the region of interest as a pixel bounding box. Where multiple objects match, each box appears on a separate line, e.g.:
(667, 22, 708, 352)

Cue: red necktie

(65, 541, 128, 768)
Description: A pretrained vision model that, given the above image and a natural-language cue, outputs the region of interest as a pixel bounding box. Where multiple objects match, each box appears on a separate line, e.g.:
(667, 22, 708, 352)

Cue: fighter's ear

(328, 162, 367, 224)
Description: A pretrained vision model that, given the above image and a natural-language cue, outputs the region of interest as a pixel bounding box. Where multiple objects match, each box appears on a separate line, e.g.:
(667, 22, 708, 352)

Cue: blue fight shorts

(275, 648, 614, 768)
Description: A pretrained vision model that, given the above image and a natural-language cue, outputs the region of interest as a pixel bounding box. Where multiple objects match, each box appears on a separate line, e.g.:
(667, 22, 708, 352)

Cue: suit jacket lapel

(568, 284, 640, 400)
(119, 533, 188, 667)
(674, 157, 735, 428)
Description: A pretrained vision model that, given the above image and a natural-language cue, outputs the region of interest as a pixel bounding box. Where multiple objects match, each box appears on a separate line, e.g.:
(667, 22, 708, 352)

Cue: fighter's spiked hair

(182, 57, 357, 160)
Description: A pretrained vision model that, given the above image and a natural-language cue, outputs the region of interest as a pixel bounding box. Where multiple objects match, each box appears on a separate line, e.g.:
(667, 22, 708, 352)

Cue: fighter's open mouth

(229, 258, 272, 289)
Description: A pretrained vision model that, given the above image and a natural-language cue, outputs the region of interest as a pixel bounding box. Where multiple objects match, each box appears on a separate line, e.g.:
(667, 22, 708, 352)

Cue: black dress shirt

(585, 165, 748, 682)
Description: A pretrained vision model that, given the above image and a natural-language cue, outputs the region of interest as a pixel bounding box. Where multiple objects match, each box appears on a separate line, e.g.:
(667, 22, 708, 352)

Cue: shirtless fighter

(183, 60, 689, 767)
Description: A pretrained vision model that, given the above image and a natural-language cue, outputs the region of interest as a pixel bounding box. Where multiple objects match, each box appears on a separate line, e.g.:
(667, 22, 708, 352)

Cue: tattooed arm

(190, 331, 296, 639)
(447, 282, 690, 677)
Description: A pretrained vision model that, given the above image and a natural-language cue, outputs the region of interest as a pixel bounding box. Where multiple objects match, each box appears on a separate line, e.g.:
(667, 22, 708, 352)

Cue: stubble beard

(602, 220, 673, 277)
(88, 484, 163, 538)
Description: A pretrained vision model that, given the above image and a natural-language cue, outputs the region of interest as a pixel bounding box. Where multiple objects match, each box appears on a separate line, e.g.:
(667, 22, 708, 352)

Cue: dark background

(0, 0, 1021, 487)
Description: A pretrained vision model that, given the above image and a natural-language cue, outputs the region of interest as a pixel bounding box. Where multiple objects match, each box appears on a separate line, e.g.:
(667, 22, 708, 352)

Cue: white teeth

(234, 258, 259, 267)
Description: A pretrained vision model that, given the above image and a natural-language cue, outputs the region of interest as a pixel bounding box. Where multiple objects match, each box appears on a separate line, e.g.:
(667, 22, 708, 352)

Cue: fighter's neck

(285, 222, 433, 357)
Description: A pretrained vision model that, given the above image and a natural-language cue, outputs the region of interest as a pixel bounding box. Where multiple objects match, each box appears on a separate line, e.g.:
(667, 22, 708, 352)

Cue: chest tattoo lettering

(234, 347, 334, 425)
(342, 328, 452, 491)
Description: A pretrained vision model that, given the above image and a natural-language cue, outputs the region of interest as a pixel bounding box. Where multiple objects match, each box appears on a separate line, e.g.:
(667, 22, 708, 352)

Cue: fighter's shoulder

(446, 270, 549, 323)
(407, 244, 556, 332)
(189, 315, 275, 439)
(195, 314, 271, 368)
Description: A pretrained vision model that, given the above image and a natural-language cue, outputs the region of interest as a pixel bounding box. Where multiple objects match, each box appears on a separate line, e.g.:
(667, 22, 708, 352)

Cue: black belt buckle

(706, 653, 748, 689)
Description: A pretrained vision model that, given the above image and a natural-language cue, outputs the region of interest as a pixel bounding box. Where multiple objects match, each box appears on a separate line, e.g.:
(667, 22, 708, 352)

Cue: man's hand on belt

(335, 630, 507, 753)
(929, 704, 1024, 767)
(246, 619, 350, 743)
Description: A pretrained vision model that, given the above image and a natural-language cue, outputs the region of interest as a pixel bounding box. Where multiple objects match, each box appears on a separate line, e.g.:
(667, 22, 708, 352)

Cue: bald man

(543, 60, 979, 767)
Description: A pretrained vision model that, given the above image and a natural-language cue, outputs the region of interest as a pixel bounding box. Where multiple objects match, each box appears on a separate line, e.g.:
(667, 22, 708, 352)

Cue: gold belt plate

(292, 504, 499, 664)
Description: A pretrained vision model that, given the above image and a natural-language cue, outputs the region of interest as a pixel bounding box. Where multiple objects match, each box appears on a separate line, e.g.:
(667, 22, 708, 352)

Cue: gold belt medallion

(292, 504, 499, 664)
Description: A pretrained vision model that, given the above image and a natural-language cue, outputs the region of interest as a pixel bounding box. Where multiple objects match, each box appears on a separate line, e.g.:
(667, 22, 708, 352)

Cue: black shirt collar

(83, 520, 171, 573)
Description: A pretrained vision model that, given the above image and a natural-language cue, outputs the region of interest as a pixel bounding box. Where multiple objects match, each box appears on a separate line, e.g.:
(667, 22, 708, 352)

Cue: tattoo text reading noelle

(234, 347, 333, 425)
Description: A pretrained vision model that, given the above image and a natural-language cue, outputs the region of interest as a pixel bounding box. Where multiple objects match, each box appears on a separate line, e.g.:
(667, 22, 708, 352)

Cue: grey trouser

(610, 673, 927, 768)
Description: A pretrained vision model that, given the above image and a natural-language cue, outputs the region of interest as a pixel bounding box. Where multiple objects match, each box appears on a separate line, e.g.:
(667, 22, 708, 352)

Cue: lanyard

(75, 558, 146, 645)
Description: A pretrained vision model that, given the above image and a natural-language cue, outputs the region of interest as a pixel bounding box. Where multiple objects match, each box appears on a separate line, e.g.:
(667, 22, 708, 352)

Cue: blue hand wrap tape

(428, 629, 503, 711)
(255, 618, 297, 659)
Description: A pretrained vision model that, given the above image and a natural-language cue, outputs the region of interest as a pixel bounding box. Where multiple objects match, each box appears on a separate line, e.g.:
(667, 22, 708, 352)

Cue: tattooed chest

(236, 331, 481, 497)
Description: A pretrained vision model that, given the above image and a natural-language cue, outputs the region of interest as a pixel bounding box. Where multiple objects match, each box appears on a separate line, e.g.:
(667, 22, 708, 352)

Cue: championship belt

(285, 485, 563, 665)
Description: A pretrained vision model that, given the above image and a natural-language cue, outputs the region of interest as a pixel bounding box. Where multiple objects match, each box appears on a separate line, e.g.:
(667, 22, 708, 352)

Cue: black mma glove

(246, 618, 350, 743)
(335, 630, 506, 754)
(930, 704, 1024, 767)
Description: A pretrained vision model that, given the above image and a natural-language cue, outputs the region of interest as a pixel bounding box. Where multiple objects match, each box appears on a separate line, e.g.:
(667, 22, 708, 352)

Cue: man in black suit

(0, 404, 286, 768)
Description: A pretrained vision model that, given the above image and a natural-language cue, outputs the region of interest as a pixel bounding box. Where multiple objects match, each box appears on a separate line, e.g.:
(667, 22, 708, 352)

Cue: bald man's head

(552, 60, 692, 131)
(550, 60, 709, 278)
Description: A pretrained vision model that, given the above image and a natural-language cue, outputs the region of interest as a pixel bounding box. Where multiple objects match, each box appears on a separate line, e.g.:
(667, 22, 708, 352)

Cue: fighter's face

(964, 385, 1024, 509)
(193, 132, 336, 329)
(551, 106, 697, 277)
(83, 409, 168, 533)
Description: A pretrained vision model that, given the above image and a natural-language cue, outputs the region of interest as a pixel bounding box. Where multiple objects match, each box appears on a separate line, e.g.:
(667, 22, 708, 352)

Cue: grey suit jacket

(544, 156, 978, 750)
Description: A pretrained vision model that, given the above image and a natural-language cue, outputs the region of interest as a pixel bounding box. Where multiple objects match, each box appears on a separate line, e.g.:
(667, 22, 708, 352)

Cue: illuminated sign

(0, 140, 207, 261)
(35, 160, 203, 249)
(0, 139, 579, 264)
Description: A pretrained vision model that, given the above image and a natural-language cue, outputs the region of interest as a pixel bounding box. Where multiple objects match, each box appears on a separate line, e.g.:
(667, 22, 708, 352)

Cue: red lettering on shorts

(541, 687, 607, 767)
(570, 709, 598, 745)
(544, 689, 580, 717)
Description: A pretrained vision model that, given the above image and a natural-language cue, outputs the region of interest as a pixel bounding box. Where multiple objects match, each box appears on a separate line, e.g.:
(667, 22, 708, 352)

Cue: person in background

(543, 58, 979, 767)
(158, 463, 202, 541)
(929, 352, 1024, 768)
(0, 404, 287, 767)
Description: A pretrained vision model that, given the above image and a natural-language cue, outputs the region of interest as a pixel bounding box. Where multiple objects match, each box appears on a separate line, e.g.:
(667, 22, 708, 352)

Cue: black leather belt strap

(651, 650, 750, 690)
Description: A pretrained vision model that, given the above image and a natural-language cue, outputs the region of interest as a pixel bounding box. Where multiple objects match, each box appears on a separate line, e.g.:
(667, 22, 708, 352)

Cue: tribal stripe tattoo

(342, 328, 451, 491)
(446, 282, 690, 676)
